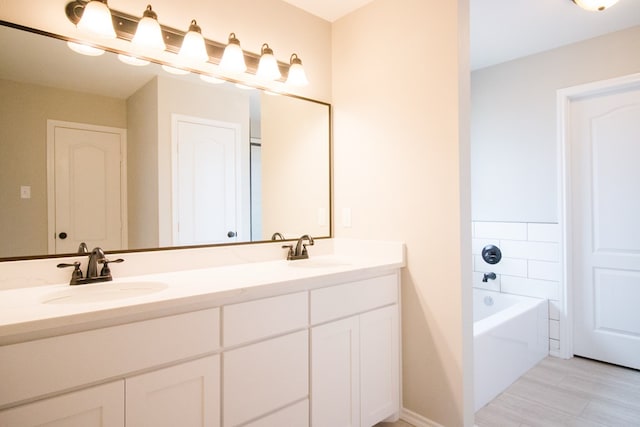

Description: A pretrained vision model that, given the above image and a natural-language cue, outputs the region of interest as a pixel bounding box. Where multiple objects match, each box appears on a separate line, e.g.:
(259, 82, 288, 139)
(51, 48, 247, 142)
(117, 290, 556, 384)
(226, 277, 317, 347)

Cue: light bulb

(219, 33, 247, 74)
(286, 53, 309, 86)
(178, 20, 209, 64)
(77, 0, 116, 39)
(256, 43, 281, 81)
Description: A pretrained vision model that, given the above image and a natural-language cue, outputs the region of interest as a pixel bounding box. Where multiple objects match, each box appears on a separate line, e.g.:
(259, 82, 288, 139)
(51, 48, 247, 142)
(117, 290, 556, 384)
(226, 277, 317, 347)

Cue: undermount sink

(287, 258, 351, 269)
(41, 281, 168, 304)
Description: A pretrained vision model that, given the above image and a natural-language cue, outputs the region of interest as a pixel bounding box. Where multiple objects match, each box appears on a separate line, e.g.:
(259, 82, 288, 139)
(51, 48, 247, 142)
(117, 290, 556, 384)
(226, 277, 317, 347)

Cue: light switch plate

(20, 186, 31, 199)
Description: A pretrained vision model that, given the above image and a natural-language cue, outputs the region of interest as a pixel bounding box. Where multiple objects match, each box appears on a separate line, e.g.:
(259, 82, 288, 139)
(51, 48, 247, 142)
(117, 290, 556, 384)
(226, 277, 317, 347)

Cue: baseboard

(400, 407, 444, 427)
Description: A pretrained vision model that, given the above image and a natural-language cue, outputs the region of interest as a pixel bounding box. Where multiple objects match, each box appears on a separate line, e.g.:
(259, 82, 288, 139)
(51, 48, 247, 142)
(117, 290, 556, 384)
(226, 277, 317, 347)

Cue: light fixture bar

(64, 1, 291, 79)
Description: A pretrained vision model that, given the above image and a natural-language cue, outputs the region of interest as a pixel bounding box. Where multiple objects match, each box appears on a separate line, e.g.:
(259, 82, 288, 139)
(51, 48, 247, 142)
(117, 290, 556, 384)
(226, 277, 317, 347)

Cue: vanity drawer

(223, 292, 308, 347)
(310, 273, 398, 325)
(0, 308, 220, 408)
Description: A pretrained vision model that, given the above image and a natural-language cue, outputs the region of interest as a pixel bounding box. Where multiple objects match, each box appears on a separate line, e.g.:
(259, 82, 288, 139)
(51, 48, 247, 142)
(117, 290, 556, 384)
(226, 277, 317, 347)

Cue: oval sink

(41, 281, 168, 304)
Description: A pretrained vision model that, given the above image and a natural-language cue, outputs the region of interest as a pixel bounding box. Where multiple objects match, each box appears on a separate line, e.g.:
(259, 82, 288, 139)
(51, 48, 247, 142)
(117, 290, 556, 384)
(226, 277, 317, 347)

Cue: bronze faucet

(57, 247, 124, 285)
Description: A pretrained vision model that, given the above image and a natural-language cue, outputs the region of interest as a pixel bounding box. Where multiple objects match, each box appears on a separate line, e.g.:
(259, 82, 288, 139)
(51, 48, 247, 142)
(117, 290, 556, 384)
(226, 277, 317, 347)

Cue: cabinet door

(360, 305, 400, 426)
(224, 331, 308, 427)
(311, 316, 360, 427)
(0, 381, 124, 427)
(126, 355, 220, 427)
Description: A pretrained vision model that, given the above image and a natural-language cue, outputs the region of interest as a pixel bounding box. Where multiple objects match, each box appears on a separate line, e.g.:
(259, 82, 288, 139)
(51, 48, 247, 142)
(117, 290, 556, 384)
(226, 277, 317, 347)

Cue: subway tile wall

(472, 221, 562, 354)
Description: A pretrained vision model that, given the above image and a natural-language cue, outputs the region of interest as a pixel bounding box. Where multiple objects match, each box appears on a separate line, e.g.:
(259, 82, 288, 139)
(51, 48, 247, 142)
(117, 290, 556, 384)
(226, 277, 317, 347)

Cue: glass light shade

(573, 0, 619, 10)
(132, 6, 165, 53)
(200, 74, 225, 84)
(77, 0, 116, 39)
(219, 33, 247, 74)
(256, 44, 281, 81)
(67, 41, 105, 56)
(286, 54, 309, 86)
(118, 54, 150, 66)
(178, 20, 209, 64)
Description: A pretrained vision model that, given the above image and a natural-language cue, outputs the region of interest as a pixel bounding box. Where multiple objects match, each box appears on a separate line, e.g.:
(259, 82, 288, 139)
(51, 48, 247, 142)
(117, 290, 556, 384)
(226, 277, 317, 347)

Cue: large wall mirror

(0, 22, 331, 260)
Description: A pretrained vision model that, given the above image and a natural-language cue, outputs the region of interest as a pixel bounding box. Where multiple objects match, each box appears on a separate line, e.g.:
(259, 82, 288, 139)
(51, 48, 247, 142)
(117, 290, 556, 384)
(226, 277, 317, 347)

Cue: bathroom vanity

(0, 239, 404, 427)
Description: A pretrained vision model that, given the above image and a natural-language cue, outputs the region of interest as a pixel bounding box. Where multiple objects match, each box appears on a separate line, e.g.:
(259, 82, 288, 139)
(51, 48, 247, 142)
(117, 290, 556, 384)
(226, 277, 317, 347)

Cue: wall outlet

(20, 185, 31, 199)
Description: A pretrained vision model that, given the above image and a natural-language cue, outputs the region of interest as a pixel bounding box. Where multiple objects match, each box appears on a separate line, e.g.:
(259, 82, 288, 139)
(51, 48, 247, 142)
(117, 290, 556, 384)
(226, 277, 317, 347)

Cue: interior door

(173, 116, 241, 246)
(571, 82, 640, 369)
(49, 121, 126, 254)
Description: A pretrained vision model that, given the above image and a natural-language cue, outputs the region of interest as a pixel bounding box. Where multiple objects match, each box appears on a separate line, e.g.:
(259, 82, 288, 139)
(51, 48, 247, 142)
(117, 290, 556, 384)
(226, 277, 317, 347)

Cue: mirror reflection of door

(47, 121, 127, 254)
(172, 115, 242, 246)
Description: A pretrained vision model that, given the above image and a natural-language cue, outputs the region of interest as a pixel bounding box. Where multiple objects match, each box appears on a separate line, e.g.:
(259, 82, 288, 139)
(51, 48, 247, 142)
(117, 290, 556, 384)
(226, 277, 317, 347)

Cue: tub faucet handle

(482, 272, 497, 282)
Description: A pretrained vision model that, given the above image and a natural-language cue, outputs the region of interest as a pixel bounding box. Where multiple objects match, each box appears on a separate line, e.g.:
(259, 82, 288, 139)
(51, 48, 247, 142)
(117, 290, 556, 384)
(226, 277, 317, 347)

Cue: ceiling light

(286, 53, 309, 86)
(178, 20, 209, 64)
(220, 33, 247, 74)
(132, 5, 166, 53)
(66, 41, 105, 56)
(572, 0, 619, 11)
(118, 54, 150, 66)
(256, 43, 281, 81)
(76, 0, 116, 39)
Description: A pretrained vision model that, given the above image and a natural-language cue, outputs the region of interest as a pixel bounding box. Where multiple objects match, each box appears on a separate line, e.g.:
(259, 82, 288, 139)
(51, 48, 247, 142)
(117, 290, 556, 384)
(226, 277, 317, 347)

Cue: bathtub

(473, 288, 549, 411)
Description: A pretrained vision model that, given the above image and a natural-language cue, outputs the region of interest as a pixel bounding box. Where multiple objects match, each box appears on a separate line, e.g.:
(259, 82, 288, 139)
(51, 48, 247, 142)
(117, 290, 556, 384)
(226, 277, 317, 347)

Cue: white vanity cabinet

(310, 274, 400, 427)
(0, 381, 124, 427)
(222, 292, 309, 427)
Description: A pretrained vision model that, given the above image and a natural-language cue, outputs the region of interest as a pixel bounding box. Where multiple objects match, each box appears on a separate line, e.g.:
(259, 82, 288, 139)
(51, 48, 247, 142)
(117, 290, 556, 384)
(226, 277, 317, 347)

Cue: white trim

(170, 114, 244, 245)
(46, 120, 128, 254)
(556, 72, 640, 360)
(400, 407, 444, 427)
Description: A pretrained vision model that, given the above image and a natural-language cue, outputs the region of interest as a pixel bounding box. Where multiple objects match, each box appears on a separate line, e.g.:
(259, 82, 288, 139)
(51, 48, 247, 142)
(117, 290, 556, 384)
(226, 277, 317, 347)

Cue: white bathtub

(473, 288, 549, 411)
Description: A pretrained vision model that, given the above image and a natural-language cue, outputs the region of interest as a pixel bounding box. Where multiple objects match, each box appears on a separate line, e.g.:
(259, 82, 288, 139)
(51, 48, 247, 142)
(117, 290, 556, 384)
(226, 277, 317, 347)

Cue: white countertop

(0, 242, 405, 345)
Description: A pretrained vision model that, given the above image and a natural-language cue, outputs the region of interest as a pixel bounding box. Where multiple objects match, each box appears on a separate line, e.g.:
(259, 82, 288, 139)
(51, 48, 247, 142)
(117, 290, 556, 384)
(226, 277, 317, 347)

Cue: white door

(47, 121, 126, 254)
(126, 356, 220, 427)
(172, 116, 241, 246)
(571, 82, 640, 369)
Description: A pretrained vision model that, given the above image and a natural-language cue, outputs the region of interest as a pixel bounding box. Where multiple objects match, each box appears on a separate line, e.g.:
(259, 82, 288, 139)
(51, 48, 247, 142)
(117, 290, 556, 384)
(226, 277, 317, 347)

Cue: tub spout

(482, 272, 497, 282)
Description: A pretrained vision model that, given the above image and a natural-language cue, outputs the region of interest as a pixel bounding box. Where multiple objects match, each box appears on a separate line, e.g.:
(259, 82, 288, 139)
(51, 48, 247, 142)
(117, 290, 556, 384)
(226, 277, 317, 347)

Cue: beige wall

(332, 0, 472, 425)
(0, 79, 126, 258)
(471, 25, 640, 223)
(127, 78, 160, 249)
(261, 94, 330, 240)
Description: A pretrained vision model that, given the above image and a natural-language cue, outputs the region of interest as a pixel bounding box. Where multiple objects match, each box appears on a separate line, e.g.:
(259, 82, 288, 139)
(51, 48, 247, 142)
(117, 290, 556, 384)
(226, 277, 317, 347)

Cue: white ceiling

(282, 0, 640, 70)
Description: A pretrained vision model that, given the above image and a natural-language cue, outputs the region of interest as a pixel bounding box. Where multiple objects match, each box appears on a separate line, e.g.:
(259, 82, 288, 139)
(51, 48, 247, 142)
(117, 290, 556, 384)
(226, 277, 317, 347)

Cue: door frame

(170, 114, 243, 245)
(46, 120, 128, 254)
(556, 72, 640, 359)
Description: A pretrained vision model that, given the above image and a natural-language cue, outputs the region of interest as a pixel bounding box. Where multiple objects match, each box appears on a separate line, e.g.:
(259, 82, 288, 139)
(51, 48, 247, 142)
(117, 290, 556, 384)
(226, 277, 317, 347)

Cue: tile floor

(475, 356, 640, 426)
(377, 356, 640, 427)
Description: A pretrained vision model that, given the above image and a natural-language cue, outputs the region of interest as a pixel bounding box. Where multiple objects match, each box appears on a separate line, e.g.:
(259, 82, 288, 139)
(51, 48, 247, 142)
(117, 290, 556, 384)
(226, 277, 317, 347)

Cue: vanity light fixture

(220, 33, 247, 74)
(75, 0, 116, 39)
(285, 53, 309, 86)
(178, 20, 209, 64)
(64, 1, 310, 87)
(132, 5, 166, 53)
(256, 43, 281, 81)
(571, 0, 619, 11)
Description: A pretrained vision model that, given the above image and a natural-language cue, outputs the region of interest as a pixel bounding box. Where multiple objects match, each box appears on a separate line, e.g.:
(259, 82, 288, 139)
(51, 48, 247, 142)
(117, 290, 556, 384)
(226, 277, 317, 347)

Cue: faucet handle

(57, 262, 83, 284)
(282, 244, 294, 260)
(99, 258, 124, 277)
